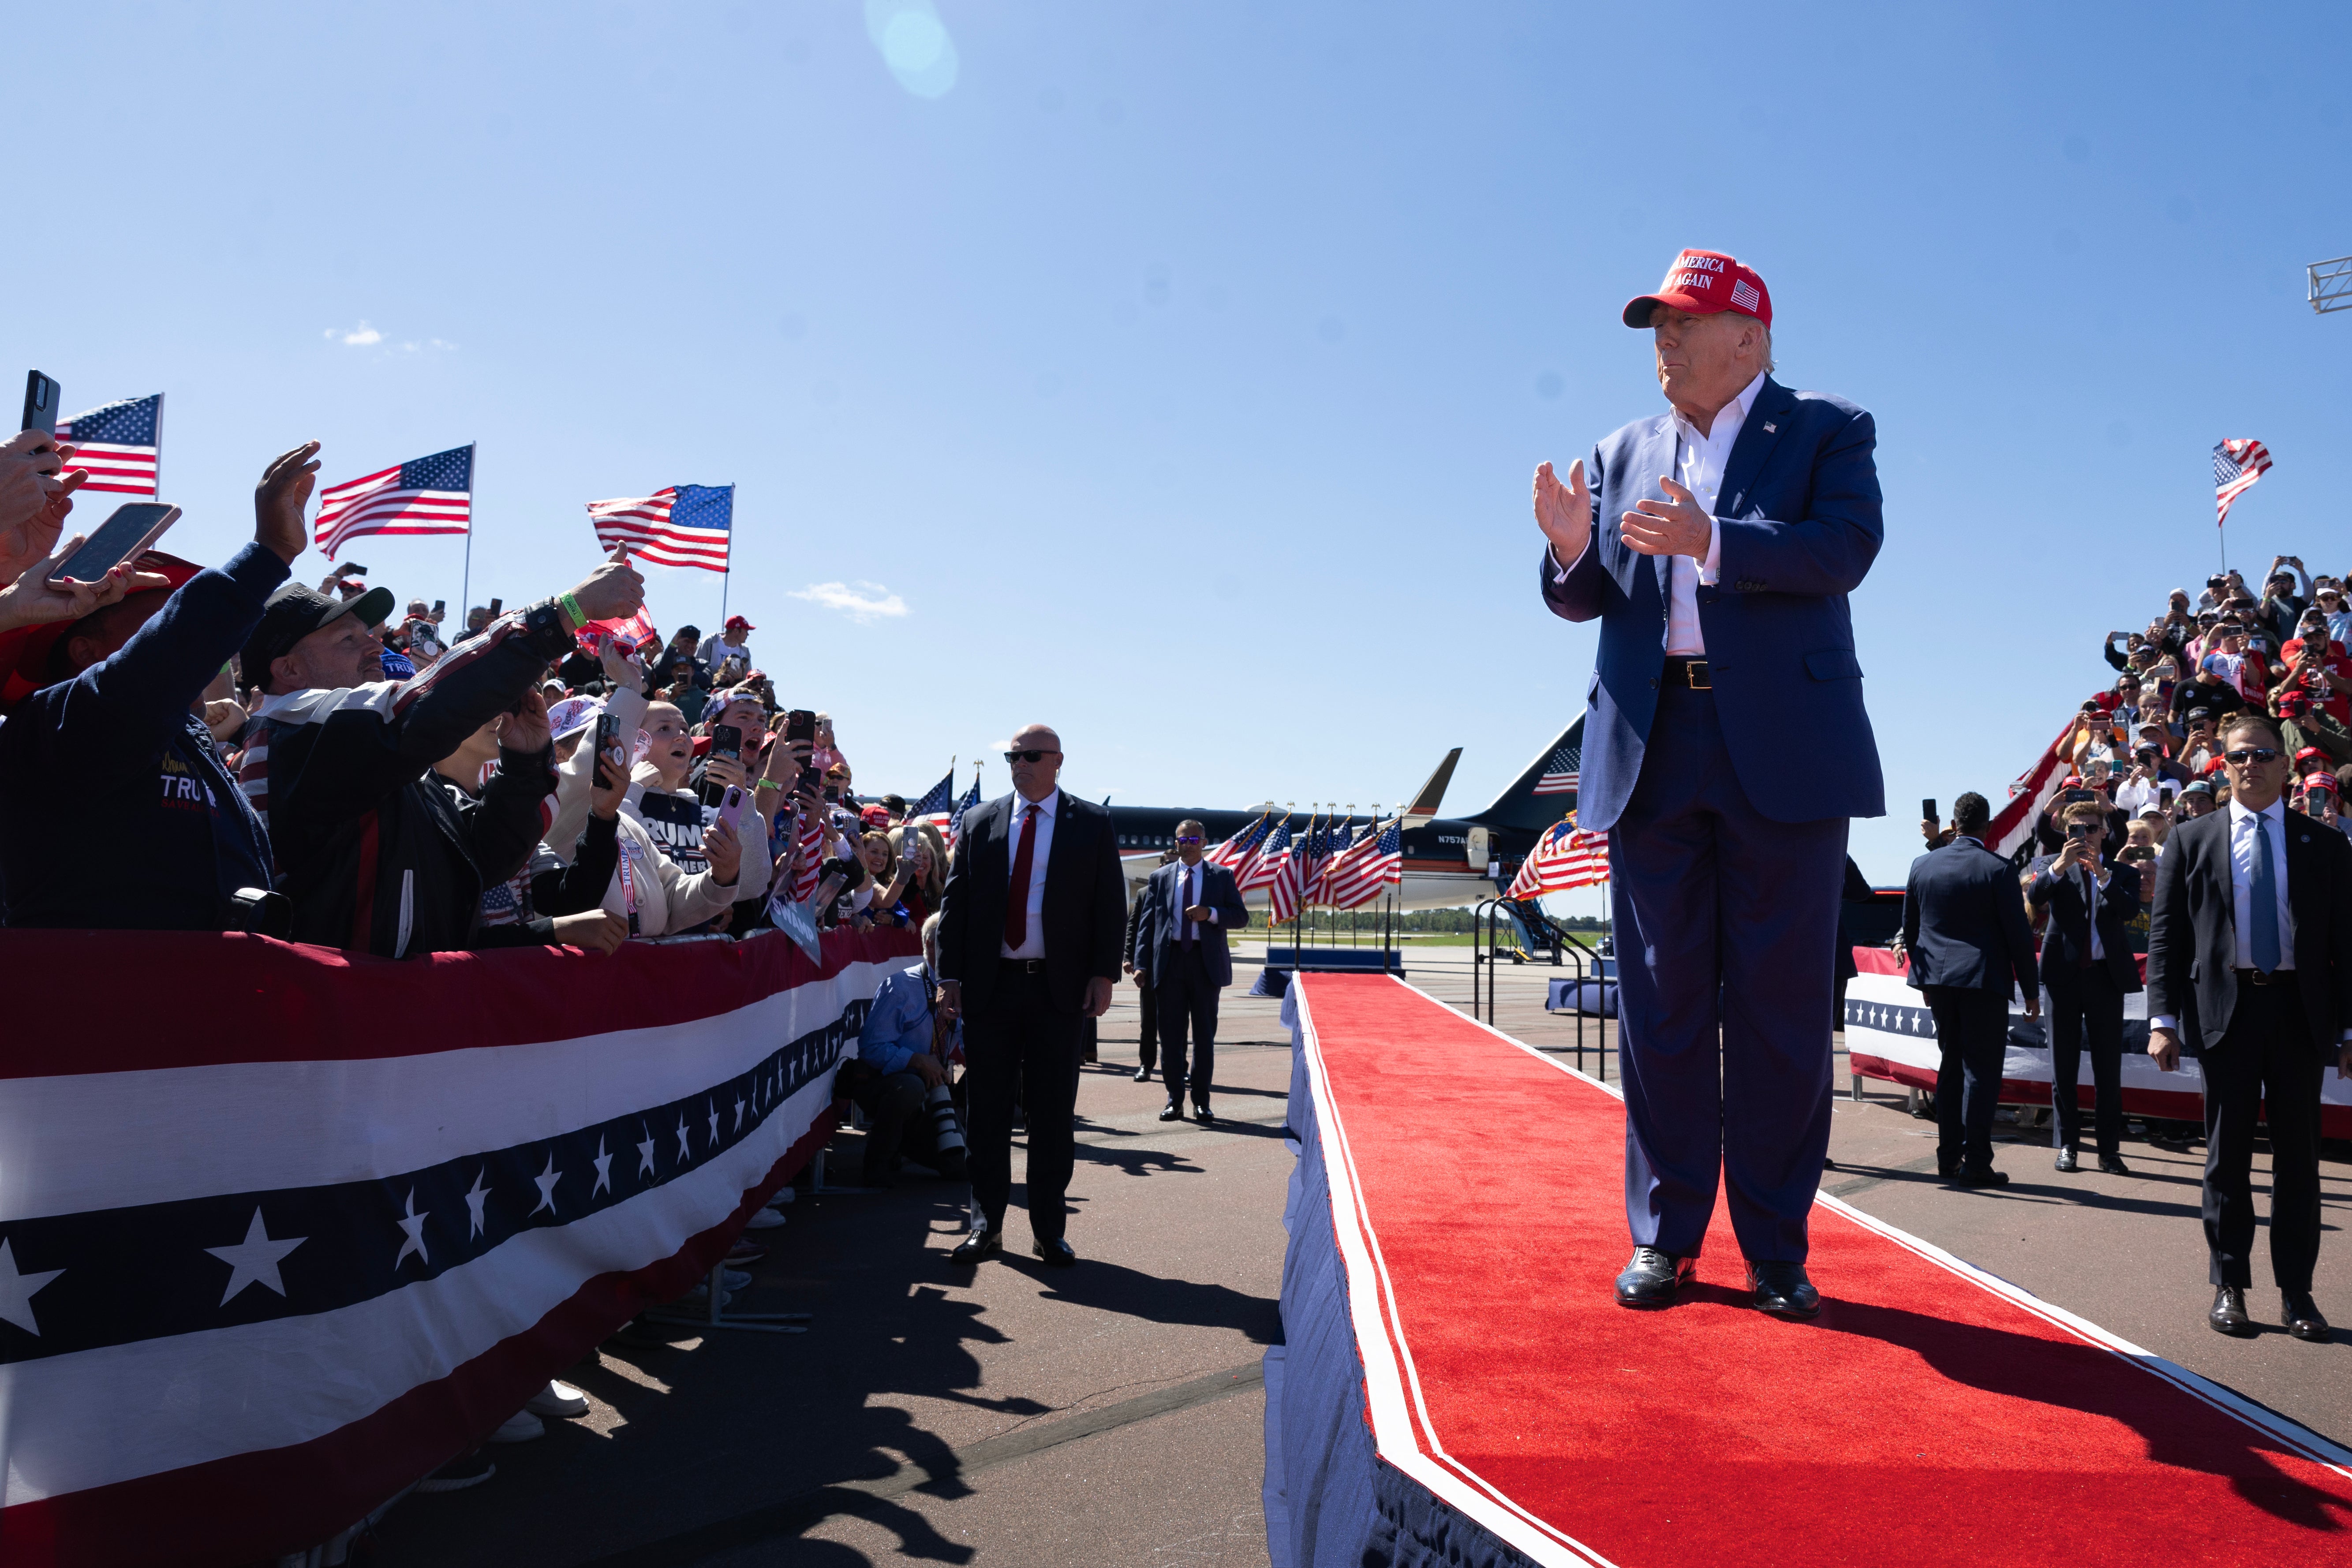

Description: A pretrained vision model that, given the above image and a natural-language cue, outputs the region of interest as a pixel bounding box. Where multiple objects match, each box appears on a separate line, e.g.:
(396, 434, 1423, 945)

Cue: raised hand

(590, 743, 630, 820)
(254, 442, 322, 565)
(0, 532, 173, 633)
(703, 815, 743, 886)
(570, 543, 645, 623)
(494, 685, 553, 754)
(1533, 459, 1593, 565)
(1621, 475, 1712, 558)
(598, 633, 645, 693)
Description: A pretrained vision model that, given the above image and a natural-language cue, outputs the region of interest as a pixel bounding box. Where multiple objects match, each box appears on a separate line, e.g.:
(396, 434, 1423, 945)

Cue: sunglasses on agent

(1005, 748, 1058, 764)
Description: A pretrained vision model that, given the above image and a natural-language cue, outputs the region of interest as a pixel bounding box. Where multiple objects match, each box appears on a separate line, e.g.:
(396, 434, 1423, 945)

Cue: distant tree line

(1269, 906, 1604, 935)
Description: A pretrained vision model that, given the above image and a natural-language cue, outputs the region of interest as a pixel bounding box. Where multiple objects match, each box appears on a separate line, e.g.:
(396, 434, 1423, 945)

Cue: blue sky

(12, 1, 2351, 899)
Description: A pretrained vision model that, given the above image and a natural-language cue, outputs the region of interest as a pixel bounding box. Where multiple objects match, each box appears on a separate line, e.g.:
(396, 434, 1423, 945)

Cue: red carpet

(1292, 972, 2352, 1567)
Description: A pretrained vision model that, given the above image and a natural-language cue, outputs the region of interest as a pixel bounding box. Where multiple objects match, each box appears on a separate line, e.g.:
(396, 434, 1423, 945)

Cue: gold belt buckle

(1686, 659, 1710, 690)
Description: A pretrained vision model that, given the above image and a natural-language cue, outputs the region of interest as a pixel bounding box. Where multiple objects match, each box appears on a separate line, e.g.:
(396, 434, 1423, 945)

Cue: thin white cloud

(325, 321, 383, 347)
(324, 323, 456, 352)
(789, 580, 908, 623)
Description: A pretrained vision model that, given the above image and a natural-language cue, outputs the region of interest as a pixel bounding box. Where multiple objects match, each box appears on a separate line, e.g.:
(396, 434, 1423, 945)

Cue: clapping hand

(1533, 459, 1593, 565)
(1620, 476, 1712, 559)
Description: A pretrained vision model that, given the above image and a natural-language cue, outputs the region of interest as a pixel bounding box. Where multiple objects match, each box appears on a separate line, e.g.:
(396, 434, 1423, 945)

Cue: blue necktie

(2249, 814, 2281, 973)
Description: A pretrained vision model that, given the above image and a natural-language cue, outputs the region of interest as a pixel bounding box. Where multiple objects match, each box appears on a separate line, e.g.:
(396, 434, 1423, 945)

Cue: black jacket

(2148, 804, 2352, 1054)
(2027, 855, 2144, 993)
(0, 543, 287, 930)
(1135, 859, 1251, 989)
(1902, 838, 2037, 997)
(936, 790, 1125, 1016)
(244, 602, 575, 957)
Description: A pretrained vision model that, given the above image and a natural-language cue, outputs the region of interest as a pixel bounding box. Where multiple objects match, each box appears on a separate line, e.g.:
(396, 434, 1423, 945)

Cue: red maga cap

(1623, 249, 1772, 329)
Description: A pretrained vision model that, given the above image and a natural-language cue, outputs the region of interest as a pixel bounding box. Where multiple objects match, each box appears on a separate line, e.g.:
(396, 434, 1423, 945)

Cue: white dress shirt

(1547, 370, 1764, 658)
(999, 789, 1058, 961)
(1174, 858, 1223, 945)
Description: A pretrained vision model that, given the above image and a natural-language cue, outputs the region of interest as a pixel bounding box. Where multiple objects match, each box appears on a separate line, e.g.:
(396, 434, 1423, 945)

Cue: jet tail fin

(1398, 747, 1462, 826)
(1464, 714, 1584, 832)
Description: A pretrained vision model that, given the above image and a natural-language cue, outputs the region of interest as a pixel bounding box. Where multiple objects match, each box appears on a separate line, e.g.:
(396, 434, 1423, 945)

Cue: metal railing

(1470, 898, 1612, 1082)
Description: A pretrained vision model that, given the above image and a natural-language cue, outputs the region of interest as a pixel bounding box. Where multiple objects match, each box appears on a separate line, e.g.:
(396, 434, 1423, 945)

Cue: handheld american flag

(54, 394, 163, 497)
(315, 445, 474, 558)
(587, 484, 734, 573)
(2214, 439, 2271, 528)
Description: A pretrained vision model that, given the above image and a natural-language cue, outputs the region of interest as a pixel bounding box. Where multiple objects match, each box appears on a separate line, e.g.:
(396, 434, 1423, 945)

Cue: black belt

(1662, 656, 1711, 690)
(2235, 967, 2288, 986)
(999, 957, 1046, 973)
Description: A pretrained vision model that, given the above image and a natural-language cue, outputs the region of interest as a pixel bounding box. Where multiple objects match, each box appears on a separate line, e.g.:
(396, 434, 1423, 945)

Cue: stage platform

(1264, 972, 2352, 1568)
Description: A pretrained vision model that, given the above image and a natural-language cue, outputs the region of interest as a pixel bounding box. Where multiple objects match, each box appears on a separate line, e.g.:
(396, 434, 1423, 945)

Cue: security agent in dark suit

(1902, 792, 2040, 1187)
(1123, 847, 1177, 1084)
(934, 725, 1126, 1267)
(2027, 799, 2144, 1175)
(1534, 249, 1883, 1321)
(2149, 715, 2352, 1342)
(1134, 820, 1251, 1124)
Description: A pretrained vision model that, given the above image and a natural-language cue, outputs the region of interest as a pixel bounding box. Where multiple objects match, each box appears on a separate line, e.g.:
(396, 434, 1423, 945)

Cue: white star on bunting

(676, 1115, 694, 1163)
(638, 1124, 658, 1178)
(206, 1207, 307, 1307)
(593, 1137, 615, 1198)
(707, 1101, 720, 1144)
(531, 1152, 563, 1217)
(0, 1236, 64, 1336)
(394, 1189, 430, 1270)
(734, 1095, 747, 1131)
(465, 1169, 490, 1238)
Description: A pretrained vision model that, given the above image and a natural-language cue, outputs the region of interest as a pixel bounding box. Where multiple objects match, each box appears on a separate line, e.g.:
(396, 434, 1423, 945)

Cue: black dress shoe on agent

(2284, 1290, 2332, 1343)
(1031, 1236, 1077, 1267)
(2054, 1148, 2080, 1173)
(1157, 1102, 1183, 1122)
(949, 1228, 1002, 1266)
(1193, 1101, 1215, 1126)
(2209, 1285, 2255, 1337)
(1613, 1247, 1695, 1309)
(2097, 1153, 2131, 1176)
(1746, 1259, 1822, 1320)
(1133, 1065, 1153, 1083)
(1954, 1166, 2010, 1188)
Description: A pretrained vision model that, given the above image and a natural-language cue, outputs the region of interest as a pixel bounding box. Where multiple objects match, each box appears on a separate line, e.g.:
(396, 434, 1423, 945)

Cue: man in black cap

(239, 541, 647, 957)
(0, 442, 318, 931)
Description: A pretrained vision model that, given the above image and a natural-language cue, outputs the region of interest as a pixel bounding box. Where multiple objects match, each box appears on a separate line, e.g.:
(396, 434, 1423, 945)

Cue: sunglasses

(1174, 835, 1203, 845)
(1004, 748, 1058, 764)
(2222, 747, 2281, 765)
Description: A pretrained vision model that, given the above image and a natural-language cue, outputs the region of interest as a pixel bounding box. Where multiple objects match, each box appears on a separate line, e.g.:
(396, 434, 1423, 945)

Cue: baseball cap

(2180, 780, 2214, 798)
(1623, 248, 1772, 329)
(724, 614, 754, 632)
(546, 696, 603, 743)
(239, 582, 395, 690)
(2304, 770, 2339, 795)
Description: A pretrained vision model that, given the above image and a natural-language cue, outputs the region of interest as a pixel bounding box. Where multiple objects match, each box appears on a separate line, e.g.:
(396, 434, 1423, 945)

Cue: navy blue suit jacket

(1901, 838, 2038, 997)
(1134, 859, 1249, 989)
(1538, 376, 1885, 830)
(2026, 856, 2144, 994)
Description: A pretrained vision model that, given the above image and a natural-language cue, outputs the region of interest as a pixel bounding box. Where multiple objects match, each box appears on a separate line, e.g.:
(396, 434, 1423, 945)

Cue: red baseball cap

(1623, 248, 1773, 329)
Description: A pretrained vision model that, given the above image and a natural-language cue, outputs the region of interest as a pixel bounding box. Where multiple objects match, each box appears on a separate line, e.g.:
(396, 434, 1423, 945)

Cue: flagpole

(459, 442, 478, 630)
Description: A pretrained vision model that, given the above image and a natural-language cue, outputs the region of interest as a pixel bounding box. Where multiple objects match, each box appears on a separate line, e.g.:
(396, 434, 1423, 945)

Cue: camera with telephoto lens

(924, 1084, 967, 1178)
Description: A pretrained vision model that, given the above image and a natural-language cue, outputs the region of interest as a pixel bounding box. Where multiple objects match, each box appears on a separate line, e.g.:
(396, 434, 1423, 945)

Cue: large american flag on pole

(906, 768, 954, 822)
(586, 484, 735, 573)
(1206, 815, 1271, 883)
(0, 926, 913, 1565)
(1325, 820, 1403, 910)
(1239, 821, 1291, 896)
(1506, 814, 1610, 898)
(54, 394, 163, 497)
(2214, 439, 2271, 528)
(945, 773, 983, 851)
(1533, 743, 1581, 796)
(1265, 822, 1310, 924)
(315, 445, 474, 559)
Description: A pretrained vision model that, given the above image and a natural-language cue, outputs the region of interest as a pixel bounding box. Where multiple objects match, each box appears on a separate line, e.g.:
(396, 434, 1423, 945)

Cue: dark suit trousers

(1609, 682, 1846, 1264)
(2202, 982, 2325, 1290)
(964, 965, 1083, 1241)
(1924, 985, 2009, 1174)
(1157, 942, 1219, 1106)
(1137, 977, 1159, 1068)
(2045, 965, 2124, 1155)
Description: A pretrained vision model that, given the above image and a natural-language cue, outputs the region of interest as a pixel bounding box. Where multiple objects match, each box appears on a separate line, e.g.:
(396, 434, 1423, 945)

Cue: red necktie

(1005, 803, 1039, 949)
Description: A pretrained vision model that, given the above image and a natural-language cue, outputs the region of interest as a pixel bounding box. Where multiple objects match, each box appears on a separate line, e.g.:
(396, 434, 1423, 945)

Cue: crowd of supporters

(0, 431, 967, 1498)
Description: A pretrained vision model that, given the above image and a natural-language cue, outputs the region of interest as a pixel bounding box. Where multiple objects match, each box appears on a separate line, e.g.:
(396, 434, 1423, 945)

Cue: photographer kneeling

(849, 913, 968, 1187)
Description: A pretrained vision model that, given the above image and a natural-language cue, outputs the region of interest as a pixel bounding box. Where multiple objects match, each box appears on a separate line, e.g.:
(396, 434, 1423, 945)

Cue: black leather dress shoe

(949, 1228, 1002, 1266)
(2285, 1290, 2332, 1342)
(1613, 1247, 1694, 1309)
(2054, 1148, 2080, 1173)
(2097, 1153, 2130, 1176)
(1954, 1166, 2010, 1188)
(1193, 1102, 1215, 1126)
(1031, 1236, 1077, 1267)
(1133, 1065, 1153, 1083)
(2209, 1285, 2255, 1337)
(1157, 1102, 1183, 1122)
(1746, 1259, 1821, 1320)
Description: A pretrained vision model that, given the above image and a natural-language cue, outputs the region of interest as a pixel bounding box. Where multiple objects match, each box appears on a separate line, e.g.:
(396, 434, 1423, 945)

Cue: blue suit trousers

(1610, 681, 1846, 1263)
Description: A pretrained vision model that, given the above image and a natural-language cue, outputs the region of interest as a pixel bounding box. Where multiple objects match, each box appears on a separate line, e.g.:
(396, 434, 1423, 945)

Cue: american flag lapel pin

(1762, 422, 1776, 433)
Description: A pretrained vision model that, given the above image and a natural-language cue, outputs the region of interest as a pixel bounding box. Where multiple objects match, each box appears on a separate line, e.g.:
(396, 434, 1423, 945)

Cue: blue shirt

(859, 960, 956, 1074)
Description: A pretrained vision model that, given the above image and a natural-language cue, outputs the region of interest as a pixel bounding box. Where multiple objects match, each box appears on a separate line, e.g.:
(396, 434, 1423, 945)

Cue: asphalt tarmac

(382, 944, 2351, 1567)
